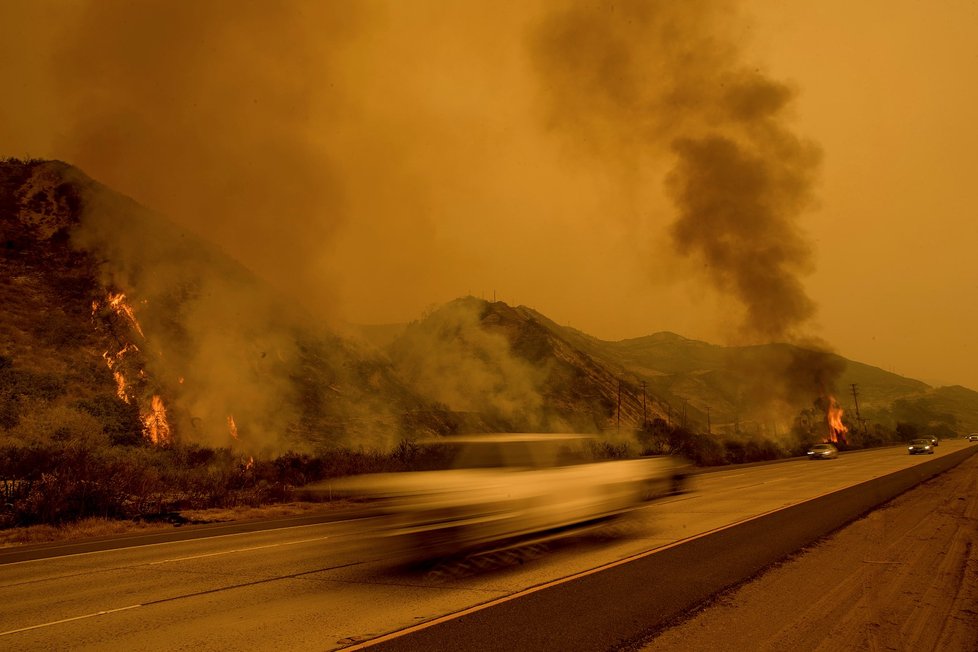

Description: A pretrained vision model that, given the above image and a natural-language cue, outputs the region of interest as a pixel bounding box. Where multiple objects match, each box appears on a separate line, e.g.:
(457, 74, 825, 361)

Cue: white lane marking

(1, 518, 371, 568)
(0, 604, 141, 637)
(149, 535, 332, 564)
(1, 535, 342, 637)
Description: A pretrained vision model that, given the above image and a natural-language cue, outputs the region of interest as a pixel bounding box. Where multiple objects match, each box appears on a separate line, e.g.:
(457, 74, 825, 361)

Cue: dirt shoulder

(639, 452, 978, 651)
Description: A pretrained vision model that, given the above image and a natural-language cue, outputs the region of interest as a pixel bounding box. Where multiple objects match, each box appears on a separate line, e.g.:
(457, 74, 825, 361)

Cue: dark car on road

(967, 433, 978, 442)
(908, 438, 934, 455)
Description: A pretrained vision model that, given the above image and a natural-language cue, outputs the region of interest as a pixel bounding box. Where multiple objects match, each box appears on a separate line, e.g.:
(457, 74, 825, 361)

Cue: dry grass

(177, 500, 356, 524)
(0, 500, 357, 549)
(0, 517, 172, 548)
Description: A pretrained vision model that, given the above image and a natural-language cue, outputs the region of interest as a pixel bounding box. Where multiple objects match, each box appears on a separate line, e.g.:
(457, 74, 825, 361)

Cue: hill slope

(0, 159, 450, 452)
(381, 299, 978, 442)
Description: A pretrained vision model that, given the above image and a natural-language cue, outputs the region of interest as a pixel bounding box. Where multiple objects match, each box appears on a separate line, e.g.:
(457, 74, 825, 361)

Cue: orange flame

(102, 344, 140, 403)
(245, 456, 255, 471)
(95, 291, 170, 446)
(826, 395, 848, 444)
(142, 394, 171, 445)
(228, 415, 239, 440)
(107, 292, 145, 338)
(111, 371, 128, 402)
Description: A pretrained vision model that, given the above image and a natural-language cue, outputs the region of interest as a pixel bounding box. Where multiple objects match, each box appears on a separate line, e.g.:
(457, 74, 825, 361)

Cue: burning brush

(824, 395, 848, 445)
(93, 290, 172, 445)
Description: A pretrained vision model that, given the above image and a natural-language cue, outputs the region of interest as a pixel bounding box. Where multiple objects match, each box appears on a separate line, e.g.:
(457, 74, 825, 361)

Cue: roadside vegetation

(0, 438, 446, 531)
(1, 411, 923, 535)
(635, 411, 914, 468)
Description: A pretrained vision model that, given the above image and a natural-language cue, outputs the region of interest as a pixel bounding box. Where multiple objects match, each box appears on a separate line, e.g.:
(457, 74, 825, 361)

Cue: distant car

(927, 435, 939, 446)
(967, 434, 978, 442)
(806, 443, 838, 459)
(908, 438, 934, 455)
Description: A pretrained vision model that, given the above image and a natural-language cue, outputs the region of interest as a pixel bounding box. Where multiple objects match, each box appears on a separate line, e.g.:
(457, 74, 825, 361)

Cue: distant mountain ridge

(376, 299, 977, 438)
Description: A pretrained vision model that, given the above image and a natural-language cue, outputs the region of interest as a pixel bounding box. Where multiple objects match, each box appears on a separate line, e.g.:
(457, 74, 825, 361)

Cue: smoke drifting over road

(531, 0, 821, 343)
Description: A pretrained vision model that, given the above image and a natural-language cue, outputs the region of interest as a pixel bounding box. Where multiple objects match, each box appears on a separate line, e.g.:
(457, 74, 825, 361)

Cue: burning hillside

(0, 159, 443, 452)
(3, 159, 976, 461)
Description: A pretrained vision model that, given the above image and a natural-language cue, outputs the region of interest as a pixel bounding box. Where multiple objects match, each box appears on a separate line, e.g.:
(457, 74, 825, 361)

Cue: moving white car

(327, 433, 690, 562)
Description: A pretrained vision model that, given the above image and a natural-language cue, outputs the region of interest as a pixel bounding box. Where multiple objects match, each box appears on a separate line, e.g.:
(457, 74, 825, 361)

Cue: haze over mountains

(2, 159, 976, 456)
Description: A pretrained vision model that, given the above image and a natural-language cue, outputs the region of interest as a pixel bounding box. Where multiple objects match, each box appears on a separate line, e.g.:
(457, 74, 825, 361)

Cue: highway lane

(1, 440, 973, 651)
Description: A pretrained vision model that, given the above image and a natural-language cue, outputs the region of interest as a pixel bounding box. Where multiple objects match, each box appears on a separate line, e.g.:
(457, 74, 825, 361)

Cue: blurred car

(806, 443, 838, 459)
(968, 434, 978, 442)
(908, 438, 934, 455)
(324, 433, 691, 562)
(927, 435, 939, 446)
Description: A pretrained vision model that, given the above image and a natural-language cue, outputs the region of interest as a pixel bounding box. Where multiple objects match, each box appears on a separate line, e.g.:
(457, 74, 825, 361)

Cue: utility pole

(706, 406, 711, 435)
(850, 383, 864, 433)
(616, 377, 622, 434)
(681, 398, 688, 430)
(641, 381, 647, 428)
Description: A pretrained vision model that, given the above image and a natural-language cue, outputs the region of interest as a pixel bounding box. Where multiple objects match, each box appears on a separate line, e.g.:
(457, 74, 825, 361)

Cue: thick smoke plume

(531, 0, 820, 344)
(531, 1, 839, 425)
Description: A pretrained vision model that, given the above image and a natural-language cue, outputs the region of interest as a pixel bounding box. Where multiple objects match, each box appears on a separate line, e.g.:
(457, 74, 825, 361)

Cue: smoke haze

(388, 299, 552, 431)
(2, 1, 851, 443)
(6, 0, 825, 341)
(50, 1, 360, 312)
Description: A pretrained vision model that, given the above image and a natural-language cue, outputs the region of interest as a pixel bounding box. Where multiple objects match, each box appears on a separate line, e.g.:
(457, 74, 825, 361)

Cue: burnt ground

(639, 451, 978, 652)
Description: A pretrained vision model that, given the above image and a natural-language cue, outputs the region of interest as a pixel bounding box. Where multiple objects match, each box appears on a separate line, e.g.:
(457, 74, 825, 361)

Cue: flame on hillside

(228, 415, 239, 440)
(142, 394, 171, 445)
(826, 395, 848, 445)
(102, 344, 139, 403)
(106, 292, 145, 338)
(94, 291, 171, 446)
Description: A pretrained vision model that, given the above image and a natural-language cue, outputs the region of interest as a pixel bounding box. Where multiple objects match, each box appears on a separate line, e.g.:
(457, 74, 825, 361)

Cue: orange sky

(2, 1, 977, 389)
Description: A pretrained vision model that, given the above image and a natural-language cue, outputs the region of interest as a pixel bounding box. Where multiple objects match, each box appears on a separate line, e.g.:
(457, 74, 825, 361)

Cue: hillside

(380, 300, 978, 442)
(0, 159, 450, 454)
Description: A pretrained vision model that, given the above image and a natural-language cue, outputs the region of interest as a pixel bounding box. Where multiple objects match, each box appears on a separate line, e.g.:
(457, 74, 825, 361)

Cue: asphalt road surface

(1, 440, 974, 651)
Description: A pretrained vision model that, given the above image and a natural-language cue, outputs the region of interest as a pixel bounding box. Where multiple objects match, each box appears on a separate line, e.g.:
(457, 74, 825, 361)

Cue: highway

(1, 440, 975, 651)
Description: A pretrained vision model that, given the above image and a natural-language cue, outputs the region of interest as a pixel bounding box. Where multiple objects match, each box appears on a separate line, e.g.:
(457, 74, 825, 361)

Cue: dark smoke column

(668, 114, 821, 342)
(530, 1, 822, 343)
